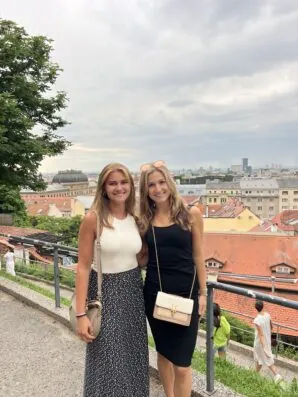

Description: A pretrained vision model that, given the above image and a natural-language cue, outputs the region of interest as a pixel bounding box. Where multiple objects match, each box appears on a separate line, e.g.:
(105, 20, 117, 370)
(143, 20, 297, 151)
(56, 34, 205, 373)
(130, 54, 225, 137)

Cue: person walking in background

(75, 163, 149, 397)
(4, 247, 15, 276)
(253, 300, 282, 383)
(213, 303, 230, 359)
(139, 160, 207, 397)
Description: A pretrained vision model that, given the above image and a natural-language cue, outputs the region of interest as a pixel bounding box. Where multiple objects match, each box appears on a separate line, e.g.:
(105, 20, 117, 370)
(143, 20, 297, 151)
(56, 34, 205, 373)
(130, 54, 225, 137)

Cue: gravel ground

(0, 291, 163, 397)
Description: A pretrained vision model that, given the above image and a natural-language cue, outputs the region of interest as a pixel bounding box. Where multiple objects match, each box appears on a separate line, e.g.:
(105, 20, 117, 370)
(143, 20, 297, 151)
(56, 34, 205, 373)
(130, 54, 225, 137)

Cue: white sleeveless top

(96, 214, 142, 274)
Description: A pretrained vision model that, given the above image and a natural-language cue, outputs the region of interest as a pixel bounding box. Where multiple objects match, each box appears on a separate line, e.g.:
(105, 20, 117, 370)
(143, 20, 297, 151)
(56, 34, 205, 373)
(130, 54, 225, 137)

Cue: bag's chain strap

(151, 224, 196, 299)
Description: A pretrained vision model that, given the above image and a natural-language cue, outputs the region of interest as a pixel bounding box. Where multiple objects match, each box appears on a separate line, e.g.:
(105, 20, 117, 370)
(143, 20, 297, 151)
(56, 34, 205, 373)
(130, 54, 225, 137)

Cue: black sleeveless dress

(144, 224, 199, 367)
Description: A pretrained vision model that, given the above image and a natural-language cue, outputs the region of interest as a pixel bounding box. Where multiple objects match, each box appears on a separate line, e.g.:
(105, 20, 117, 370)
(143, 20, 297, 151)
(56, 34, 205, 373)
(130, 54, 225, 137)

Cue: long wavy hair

(91, 163, 136, 228)
(139, 164, 191, 234)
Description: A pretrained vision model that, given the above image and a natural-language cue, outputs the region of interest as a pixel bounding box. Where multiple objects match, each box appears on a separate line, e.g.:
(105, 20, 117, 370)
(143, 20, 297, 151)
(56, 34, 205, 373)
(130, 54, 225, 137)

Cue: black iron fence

(1, 232, 298, 395)
(206, 281, 298, 394)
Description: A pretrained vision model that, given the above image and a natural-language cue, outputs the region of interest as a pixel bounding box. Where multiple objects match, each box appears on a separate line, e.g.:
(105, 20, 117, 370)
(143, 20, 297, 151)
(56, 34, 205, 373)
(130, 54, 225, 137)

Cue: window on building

(231, 191, 233, 194)
(275, 266, 291, 274)
(282, 206, 288, 210)
(269, 198, 274, 202)
(269, 206, 274, 211)
(282, 198, 288, 202)
(247, 198, 251, 202)
(214, 198, 217, 203)
(294, 191, 298, 195)
(207, 261, 220, 268)
(257, 206, 262, 210)
(282, 191, 288, 195)
(208, 198, 212, 203)
(293, 206, 298, 209)
(258, 198, 262, 202)
(294, 198, 298, 202)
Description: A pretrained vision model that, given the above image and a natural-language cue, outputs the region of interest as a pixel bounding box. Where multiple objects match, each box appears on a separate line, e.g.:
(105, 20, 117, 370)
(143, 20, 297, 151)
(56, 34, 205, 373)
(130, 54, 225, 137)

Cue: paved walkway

(15, 277, 298, 387)
(0, 291, 163, 397)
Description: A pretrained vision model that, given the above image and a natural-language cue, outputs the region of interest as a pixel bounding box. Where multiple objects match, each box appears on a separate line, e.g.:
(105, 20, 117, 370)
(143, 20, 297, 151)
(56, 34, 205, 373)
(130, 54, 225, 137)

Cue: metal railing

(206, 281, 298, 394)
(218, 308, 298, 357)
(0, 232, 78, 307)
(1, 232, 298, 395)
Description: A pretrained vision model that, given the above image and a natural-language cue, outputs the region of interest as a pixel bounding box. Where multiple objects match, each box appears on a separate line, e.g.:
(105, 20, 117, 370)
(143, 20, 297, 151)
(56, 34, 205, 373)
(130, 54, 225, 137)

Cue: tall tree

(0, 19, 71, 192)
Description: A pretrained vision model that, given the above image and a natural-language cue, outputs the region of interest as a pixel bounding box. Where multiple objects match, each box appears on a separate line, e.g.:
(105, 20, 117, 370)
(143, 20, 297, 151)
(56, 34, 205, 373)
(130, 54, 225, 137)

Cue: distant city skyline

(2, 0, 298, 173)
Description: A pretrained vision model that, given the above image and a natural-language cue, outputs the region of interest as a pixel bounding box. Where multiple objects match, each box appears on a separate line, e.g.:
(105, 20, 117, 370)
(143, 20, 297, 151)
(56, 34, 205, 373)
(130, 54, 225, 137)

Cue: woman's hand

(77, 316, 95, 343)
(199, 295, 207, 316)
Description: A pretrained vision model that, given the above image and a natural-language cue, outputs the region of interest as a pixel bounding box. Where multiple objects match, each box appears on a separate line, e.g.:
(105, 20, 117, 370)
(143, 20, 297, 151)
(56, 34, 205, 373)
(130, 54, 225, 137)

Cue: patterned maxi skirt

(84, 267, 149, 397)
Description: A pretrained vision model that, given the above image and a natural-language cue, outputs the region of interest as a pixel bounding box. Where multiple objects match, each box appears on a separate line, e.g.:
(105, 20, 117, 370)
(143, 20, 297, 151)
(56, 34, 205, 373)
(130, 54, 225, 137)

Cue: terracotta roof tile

(209, 198, 245, 218)
(0, 225, 47, 237)
(26, 203, 50, 216)
(181, 196, 200, 205)
(204, 233, 298, 278)
(272, 210, 298, 232)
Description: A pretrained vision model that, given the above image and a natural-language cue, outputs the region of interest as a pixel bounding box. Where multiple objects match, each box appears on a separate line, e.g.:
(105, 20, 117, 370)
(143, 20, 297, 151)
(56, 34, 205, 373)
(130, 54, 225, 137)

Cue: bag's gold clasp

(171, 305, 177, 317)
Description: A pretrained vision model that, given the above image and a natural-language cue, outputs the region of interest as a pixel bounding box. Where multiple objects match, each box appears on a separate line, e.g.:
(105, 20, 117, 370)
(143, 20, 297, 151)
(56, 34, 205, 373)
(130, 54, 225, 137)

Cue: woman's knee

(173, 365, 191, 379)
(157, 353, 173, 367)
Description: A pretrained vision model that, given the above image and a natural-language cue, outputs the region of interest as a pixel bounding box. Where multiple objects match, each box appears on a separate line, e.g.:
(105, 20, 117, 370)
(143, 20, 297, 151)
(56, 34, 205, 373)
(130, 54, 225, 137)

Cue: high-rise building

(242, 158, 249, 172)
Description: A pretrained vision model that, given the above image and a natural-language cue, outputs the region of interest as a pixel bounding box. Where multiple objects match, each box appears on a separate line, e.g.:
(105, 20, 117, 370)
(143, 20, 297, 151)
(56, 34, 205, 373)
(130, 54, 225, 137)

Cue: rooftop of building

(276, 177, 298, 188)
(204, 232, 298, 280)
(52, 170, 88, 184)
(206, 181, 240, 189)
(240, 179, 279, 189)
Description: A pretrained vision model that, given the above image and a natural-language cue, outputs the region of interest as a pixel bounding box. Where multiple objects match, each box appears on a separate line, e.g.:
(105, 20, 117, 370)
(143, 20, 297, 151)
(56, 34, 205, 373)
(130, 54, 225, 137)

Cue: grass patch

(15, 262, 75, 288)
(0, 270, 71, 307)
(148, 336, 297, 397)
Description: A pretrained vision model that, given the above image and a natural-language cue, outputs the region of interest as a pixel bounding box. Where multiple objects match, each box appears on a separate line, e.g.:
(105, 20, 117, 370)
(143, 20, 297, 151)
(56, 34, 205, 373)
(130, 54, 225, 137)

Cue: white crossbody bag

(152, 225, 196, 326)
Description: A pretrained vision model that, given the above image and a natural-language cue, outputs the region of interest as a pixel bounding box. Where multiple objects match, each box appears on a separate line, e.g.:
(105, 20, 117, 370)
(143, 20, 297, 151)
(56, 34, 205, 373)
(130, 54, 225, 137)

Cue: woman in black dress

(139, 161, 207, 397)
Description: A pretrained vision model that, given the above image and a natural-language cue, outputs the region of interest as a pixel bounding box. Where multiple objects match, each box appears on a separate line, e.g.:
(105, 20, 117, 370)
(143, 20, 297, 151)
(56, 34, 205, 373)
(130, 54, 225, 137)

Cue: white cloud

(1, 0, 298, 170)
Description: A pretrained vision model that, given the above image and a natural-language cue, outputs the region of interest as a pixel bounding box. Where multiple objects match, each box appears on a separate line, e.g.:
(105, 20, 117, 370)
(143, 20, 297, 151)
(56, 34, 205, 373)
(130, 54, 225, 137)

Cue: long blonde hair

(139, 164, 191, 234)
(91, 163, 136, 228)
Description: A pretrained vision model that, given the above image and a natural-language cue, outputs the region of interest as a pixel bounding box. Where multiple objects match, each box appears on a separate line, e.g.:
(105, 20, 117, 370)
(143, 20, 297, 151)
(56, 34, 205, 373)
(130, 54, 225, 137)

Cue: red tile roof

(26, 203, 51, 216)
(272, 210, 298, 233)
(249, 219, 283, 233)
(181, 196, 200, 205)
(204, 232, 298, 279)
(0, 225, 47, 237)
(23, 197, 72, 212)
(208, 198, 246, 218)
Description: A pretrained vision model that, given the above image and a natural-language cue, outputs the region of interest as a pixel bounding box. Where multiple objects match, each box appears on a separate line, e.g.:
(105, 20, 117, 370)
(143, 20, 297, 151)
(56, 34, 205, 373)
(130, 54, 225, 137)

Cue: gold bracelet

(200, 288, 207, 297)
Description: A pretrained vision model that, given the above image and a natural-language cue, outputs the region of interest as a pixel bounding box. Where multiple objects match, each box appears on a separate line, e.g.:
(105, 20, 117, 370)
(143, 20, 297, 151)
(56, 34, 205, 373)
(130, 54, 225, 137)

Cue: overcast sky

(1, 0, 298, 172)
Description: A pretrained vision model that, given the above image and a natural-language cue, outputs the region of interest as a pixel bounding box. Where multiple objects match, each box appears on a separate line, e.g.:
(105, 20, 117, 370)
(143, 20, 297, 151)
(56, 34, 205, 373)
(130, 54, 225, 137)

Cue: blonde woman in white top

(75, 163, 149, 397)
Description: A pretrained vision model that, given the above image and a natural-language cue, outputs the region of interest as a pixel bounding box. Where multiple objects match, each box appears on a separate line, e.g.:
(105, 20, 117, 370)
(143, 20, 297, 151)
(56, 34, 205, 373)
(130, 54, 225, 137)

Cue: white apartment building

(240, 179, 279, 219)
(277, 178, 298, 212)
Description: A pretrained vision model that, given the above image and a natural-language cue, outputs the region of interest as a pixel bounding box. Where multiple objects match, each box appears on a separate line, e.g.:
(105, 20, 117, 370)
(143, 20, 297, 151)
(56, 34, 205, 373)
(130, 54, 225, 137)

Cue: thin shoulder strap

(91, 210, 102, 301)
(151, 224, 196, 299)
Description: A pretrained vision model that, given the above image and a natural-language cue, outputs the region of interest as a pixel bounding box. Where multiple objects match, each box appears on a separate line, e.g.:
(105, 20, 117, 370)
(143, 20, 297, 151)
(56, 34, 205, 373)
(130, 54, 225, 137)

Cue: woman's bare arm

(75, 212, 97, 315)
(190, 206, 207, 315)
